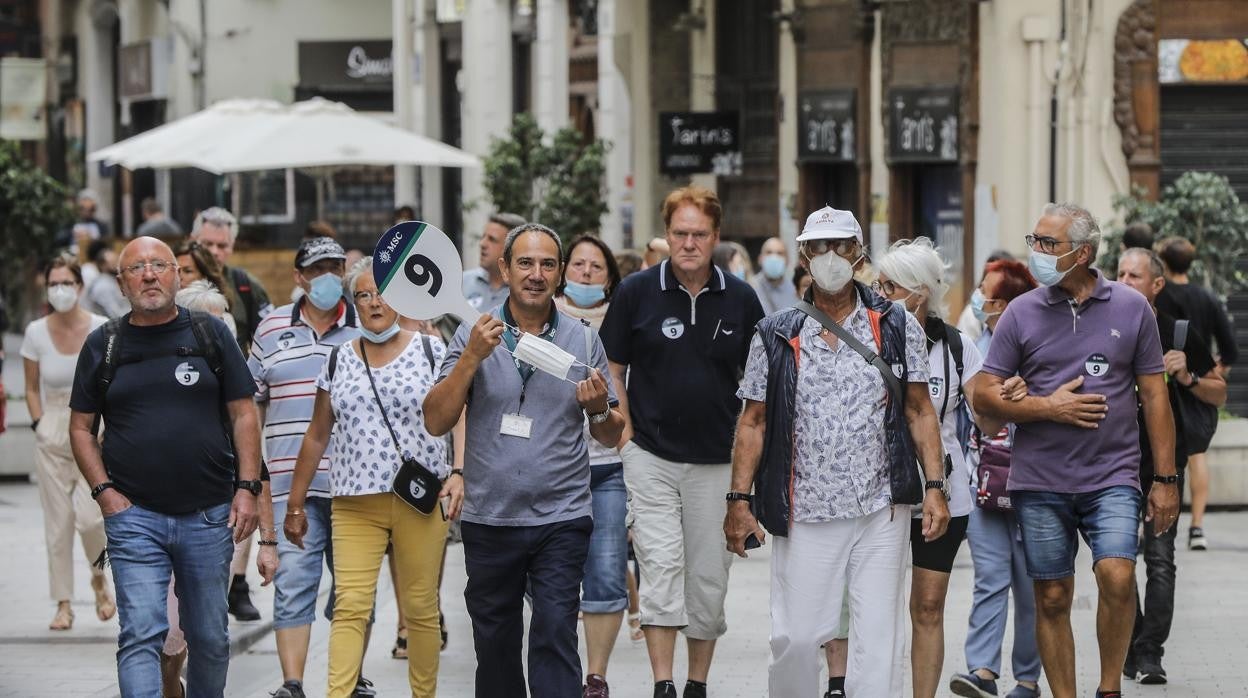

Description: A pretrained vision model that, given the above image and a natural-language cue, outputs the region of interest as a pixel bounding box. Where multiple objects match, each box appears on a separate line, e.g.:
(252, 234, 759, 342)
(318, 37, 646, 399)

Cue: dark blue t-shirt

(600, 261, 764, 464)
(70, 308, 257, 514)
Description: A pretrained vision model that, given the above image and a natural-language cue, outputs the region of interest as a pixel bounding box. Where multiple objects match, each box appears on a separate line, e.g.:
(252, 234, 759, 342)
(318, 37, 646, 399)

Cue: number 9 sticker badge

(373, 221, 482, 325)
(1085, 353, 1110, 377)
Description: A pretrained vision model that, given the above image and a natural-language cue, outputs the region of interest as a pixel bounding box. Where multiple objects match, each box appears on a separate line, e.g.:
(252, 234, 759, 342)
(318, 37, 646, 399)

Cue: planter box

(1206, 418, 1248, 507)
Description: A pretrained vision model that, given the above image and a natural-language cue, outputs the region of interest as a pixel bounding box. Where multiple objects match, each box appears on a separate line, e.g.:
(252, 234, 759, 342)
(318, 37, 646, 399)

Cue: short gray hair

(876, 237, 952, 319)
(1042, 202, 1101, 248)
(344, 256, 373, 296)
(503, 223, 563, 265)
(176, 279, 229, 316)
(489, 212, 527, 230)
(192, 206, 239, 243)
(1121, 247, 1166, 281)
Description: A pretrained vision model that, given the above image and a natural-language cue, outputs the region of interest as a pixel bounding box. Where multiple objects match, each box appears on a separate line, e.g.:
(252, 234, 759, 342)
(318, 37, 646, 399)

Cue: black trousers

(461, 516, 593, 698)
(1131, 472, 1184, 659)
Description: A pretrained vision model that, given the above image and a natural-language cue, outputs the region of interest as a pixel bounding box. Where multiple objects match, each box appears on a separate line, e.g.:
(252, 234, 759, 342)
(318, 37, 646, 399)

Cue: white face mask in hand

(511, 333, 588, 382)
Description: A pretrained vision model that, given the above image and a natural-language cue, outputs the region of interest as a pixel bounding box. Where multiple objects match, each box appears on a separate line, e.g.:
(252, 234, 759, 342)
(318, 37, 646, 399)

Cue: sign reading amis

(658, 111, 742, 176)
(889, 87, 959, 163)
(798, 90, 856, 163)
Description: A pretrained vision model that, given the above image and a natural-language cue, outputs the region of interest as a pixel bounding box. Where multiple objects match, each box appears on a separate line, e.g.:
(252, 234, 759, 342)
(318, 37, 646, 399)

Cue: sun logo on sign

(378, 250, 392, 264)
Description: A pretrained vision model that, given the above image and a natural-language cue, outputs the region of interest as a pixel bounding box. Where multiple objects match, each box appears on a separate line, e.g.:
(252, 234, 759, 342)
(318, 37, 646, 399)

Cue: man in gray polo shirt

(425, 223, 624, 698)
(974, 203, 1179, 698)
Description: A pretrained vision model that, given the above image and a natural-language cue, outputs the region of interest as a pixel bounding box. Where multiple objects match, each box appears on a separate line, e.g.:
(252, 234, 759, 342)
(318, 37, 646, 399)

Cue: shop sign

(1159, 39, 1248, 83)
(798, 89, 856, 162)
(0, 57, 46, 140)
(658, 111, 742, 176)
(299, 41, 393, 90)
(889, 87, 958, 163)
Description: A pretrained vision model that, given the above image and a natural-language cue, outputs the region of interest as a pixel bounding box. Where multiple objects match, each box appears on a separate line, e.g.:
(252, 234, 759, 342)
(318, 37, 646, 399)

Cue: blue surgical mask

(361, 320, 401, 344)
(761, 255, 786, 280)
(563, 280, 606, 308)
(732, 268, 747, 280)
(1027, 247, 1079, 287)
(306, 272, 344, 310)
(970, 289, 1000, 323)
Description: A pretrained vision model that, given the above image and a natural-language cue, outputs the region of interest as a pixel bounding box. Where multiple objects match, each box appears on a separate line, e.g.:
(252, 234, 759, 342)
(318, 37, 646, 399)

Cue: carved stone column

(1113, 0, 1160, 199)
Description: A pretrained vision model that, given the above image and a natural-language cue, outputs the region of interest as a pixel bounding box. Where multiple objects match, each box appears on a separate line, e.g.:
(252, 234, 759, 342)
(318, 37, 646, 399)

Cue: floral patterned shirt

(316, 334, 449, 497)
(737, 301, 930, 521)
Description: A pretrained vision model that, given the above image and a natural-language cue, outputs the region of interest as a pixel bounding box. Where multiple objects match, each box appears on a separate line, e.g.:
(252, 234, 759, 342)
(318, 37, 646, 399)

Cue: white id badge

(500, 413, 533, 439)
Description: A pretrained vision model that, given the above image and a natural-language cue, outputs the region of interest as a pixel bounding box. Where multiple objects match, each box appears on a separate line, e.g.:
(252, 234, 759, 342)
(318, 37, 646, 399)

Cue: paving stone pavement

(2, 475, 1247, 697)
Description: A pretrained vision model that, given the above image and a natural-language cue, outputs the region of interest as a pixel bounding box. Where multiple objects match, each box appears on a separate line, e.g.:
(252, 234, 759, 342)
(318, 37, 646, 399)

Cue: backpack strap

(91, 315, 128, 435)
(943, 322, 966, 400)
(188, 310, 225, 379)
(420, 333, 435, 369)
(327, 342, 344, 382)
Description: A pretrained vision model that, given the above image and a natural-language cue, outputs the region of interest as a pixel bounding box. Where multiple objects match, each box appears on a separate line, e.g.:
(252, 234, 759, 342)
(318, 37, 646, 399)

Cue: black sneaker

(823, 690, 846, 698)
(1136, 655, 1168, 684)
(950, 672, 999, 697)
(1189, 526, 1208, 551)
(1094, 690, 1123, 698)
(271, 681, 306, 698)
(1123, 649, 1137, 680)
(352, 676, 378, 696)
(683, 680, 707, 698)
(653, 681, 677, 698)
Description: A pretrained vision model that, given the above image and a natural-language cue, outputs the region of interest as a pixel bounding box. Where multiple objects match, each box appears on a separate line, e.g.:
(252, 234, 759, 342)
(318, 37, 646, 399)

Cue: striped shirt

(249, 298, 359, 501)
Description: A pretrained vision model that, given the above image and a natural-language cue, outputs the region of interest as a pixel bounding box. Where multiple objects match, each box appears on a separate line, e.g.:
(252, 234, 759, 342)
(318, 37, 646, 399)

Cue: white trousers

(34, 403, 106, 601)
(769, 506, 910, 698)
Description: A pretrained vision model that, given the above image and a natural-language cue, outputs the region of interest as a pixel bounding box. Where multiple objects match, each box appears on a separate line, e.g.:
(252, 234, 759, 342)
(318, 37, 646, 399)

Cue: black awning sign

(798, 90, 856, 163)
(889, 87, 959, 163)
(659, 112, 742, 176)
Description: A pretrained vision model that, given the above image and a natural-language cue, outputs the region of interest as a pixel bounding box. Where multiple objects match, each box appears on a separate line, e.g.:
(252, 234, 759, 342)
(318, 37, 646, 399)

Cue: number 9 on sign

(372, 221, 482, 324)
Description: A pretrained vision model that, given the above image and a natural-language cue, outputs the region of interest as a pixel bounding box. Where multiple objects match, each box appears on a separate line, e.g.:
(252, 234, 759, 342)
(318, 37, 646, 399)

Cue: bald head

(118, 236, 181, 318)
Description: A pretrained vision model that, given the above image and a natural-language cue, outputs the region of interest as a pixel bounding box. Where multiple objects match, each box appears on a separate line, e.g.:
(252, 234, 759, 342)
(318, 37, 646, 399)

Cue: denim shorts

(1014, 485, 1142, 580)
(581, 463, 629, 613)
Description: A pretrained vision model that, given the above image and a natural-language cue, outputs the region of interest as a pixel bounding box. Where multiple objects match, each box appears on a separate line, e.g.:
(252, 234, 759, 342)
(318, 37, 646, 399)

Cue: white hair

(876, 237, 952, 319)
(344, 256, 373, 295)
(192, 206, 239, 243)
(1042, 202, 1101, 247)
(176, 279, 229, 316)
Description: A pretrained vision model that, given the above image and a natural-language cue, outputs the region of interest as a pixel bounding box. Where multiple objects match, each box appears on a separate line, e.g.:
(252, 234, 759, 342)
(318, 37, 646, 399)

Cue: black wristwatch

(725, 492, 753, 503)
(91, 481, 116, 500)
(30, 418, 39, 431)
(1183, 372, 1201, 388)
(925, 479, 950, 500)
(235, 479, 263, 496)
(1152, 474, 1180, 485)
(449, 468, 464, 479)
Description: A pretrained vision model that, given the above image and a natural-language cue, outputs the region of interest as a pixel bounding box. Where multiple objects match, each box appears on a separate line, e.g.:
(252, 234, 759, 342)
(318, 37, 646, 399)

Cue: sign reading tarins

(798, 90, 856, 163)
(658, 111, 742, 176)
(889, 87, 959, 163)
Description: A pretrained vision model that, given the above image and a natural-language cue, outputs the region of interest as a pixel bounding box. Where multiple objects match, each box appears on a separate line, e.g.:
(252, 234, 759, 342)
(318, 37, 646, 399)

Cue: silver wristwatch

(588, 407, 611, 424)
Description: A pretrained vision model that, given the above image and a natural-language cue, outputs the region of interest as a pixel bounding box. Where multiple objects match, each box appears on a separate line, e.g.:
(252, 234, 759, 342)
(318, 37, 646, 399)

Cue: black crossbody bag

(358, 339, 442, 515)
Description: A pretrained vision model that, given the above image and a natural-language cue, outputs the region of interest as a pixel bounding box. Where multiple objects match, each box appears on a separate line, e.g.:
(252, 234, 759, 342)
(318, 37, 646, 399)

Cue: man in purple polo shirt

(973, 203, 1179, 698)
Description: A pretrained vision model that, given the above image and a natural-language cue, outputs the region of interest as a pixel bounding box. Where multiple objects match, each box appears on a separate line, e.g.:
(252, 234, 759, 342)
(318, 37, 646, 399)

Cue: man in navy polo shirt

(973, 203, 1180, 698)
(600, 185, 765, 698)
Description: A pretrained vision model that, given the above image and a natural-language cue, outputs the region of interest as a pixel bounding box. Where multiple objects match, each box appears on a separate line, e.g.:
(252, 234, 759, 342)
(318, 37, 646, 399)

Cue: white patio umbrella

(89, 97, 480, 173)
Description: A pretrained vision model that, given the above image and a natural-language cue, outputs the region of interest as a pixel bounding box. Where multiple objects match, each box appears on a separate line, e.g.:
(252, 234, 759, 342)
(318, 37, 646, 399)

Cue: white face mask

(807, 251, 856, 293)
(47, 285, 78, 313)
(512, 333, 579, 381)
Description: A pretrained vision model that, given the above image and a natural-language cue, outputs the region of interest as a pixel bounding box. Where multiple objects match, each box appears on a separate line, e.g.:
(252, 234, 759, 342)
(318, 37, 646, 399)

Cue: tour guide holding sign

(422, 222, 625, 698)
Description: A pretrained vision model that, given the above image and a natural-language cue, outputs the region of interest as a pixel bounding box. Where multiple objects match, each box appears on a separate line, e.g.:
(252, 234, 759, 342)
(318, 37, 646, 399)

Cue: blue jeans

(104, 502, 234, 698)
(582, 463, 628, 613)
(462, 516, 592, 698)
(963, 493, 1041, 682)
(1014, 485, 1141, 580)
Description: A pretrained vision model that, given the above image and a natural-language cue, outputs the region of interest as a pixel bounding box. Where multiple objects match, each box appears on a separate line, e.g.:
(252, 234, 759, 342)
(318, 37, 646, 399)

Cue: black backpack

(92, 310, 228, 435)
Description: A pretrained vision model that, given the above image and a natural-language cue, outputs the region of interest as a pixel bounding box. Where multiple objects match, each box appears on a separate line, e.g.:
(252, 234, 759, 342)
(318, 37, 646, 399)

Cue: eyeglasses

(353, 290, 381, 304)
(121, 260, 175, 277)
(802, 238, 860, 258)
(870, 279, 911, 296)
(1024, 234, 1077, 255)
(669, 230, 713, 244)
(47, 281, 78, 289)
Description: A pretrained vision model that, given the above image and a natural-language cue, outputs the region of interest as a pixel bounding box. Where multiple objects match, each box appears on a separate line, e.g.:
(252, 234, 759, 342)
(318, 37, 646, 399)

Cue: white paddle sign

(372, 221, 482, 325)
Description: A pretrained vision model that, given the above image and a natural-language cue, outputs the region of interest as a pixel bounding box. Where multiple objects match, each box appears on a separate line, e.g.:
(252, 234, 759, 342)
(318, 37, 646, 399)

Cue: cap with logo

(797, 205, 863, 245)
(295, 237, 347, 269)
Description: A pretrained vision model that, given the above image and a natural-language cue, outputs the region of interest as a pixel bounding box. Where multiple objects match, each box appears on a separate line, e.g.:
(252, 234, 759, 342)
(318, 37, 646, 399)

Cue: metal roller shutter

(1161, 85, 1248, 416)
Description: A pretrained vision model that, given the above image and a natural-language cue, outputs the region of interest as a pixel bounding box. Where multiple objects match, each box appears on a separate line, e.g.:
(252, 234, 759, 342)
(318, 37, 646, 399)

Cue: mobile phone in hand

(744, 532, 762, 550)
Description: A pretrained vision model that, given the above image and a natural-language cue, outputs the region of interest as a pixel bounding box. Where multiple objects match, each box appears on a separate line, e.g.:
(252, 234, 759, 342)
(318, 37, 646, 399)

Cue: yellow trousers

(328, 493, 448, 698)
